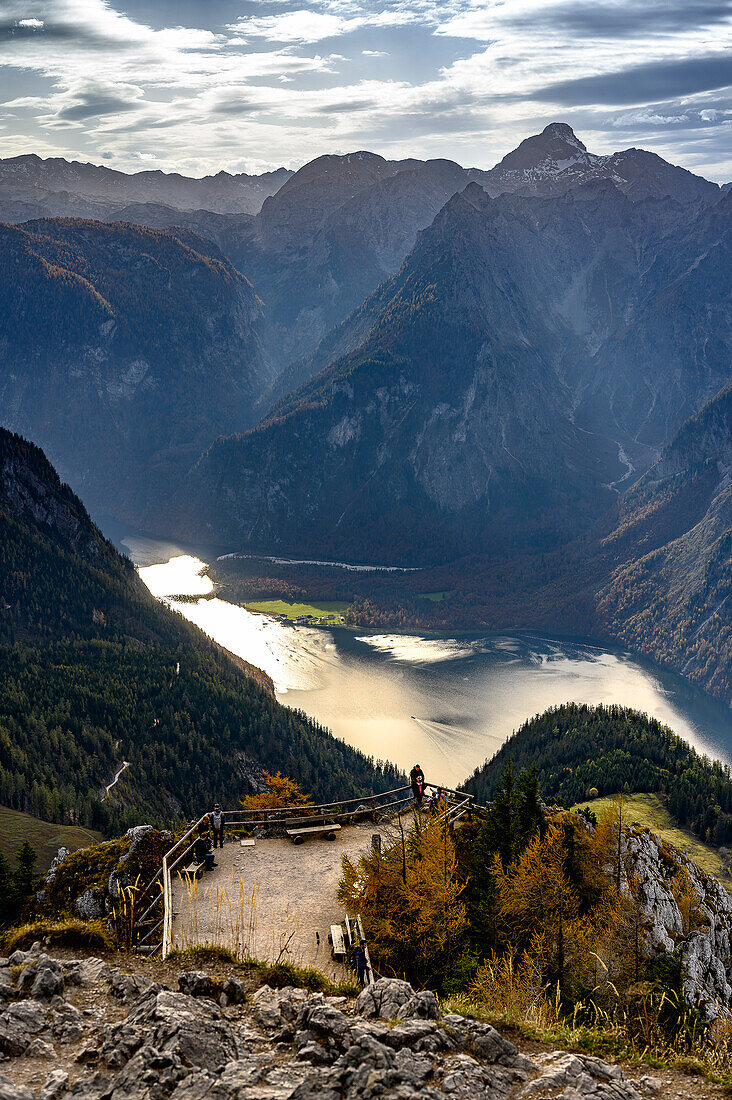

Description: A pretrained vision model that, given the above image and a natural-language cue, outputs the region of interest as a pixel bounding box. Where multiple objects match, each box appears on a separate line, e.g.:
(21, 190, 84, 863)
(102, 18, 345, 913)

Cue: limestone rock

(0, 1073, 35, 1100)
(45, 846, 69, 885)
(119, 824, 154, 863)
(41, 1068, 70, 1100)
(355, 977, 416, 1019)
(396, 989, 441, 1021)
(75, 887, 105, 920)
(178, 970, 214, 998)
(520, 1051, 641, 1099)
(0, 999, 47, 1056)
(108, 969, 152, 1003)
(621, 826, 732, 1018)
(101, 987, 238, 1070)
(251, 984, 309, 1029)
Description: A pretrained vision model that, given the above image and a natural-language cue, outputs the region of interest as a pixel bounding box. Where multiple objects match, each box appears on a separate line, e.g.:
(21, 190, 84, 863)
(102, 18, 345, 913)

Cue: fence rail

(138, 782, 477, 958)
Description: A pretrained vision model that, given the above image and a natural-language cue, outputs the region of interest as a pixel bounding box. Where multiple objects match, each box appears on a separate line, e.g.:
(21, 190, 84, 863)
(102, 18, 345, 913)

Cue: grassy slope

(572, 792, 729, 884)
(0, 807, 101, 870)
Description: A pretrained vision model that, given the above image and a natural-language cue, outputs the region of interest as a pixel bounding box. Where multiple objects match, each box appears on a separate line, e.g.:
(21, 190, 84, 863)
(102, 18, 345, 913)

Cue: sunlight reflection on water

(132, 543, 732, 785)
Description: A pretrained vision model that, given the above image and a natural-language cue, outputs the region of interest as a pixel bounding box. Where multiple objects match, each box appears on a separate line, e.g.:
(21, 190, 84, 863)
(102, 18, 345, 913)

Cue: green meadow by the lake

(245, 599, 349, 624)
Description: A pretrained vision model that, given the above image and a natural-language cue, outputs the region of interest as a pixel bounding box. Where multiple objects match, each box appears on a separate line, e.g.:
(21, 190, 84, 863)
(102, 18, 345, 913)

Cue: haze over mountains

(0, 218, 271, 521)
(0, 154, 291, 221)
(1, 121, 731, 704)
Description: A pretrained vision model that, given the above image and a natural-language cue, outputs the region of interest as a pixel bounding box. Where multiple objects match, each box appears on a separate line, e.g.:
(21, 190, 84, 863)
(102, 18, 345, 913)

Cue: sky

(0, 0, 730, 181)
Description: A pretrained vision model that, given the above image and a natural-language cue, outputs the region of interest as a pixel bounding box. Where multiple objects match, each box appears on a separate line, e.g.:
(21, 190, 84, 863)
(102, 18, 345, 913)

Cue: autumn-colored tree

(240, 771, 310, 812)
(339, 817, 467, 986)
(671, 867, 707, 938)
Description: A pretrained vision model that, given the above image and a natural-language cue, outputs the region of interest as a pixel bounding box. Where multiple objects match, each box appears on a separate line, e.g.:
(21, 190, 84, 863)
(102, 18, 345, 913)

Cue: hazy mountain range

(0, 122, 730, 703)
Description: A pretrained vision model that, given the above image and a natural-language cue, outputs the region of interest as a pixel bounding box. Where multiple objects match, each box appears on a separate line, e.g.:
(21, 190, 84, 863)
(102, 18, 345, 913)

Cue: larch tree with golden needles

(239, 771, 310, 812)
(338, 817, 467, 985)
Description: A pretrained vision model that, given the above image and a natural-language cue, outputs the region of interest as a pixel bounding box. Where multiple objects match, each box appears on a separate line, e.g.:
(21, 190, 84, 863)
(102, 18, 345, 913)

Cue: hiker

(193, 828, 216, 872)
(410, 763, 425, 807)
(429, 786, 446, 813)
(209, 803, 225, 849)
(351, 939, 368, 986)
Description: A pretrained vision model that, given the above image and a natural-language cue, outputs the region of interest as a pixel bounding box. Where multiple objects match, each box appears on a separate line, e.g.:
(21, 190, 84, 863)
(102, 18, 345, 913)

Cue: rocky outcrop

(621, 825, 732, 1019)
(0, 957, 653, 1099)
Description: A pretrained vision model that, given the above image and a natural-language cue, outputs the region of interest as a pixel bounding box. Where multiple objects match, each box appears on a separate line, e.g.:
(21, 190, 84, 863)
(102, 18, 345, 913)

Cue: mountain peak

(494, 123, 593, 178)
(541, 122, 586, 149)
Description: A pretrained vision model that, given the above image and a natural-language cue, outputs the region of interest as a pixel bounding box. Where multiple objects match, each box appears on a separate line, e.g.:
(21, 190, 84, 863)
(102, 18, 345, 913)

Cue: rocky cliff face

(175, 178, 731, 564)
(620, 823, 732, 1019)
(0, 218, 272, 523)
(596, 379, 732, 703)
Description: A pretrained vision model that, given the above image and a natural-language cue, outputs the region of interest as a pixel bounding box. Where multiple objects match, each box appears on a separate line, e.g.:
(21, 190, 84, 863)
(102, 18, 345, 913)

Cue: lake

(124, 534, 732, 787)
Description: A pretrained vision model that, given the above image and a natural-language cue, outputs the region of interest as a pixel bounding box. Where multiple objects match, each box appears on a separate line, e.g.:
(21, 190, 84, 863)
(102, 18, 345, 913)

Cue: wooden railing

(135, 782, 478, 958)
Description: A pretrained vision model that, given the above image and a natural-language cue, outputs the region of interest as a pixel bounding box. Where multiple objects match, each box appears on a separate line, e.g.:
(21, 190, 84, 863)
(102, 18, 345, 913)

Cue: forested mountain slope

(0, 429, 399, 831)
(595, 379, 732, 701)
(0, 218, 272, 523)
(463, 703, 732, 845)
(174, 180, 731, 564)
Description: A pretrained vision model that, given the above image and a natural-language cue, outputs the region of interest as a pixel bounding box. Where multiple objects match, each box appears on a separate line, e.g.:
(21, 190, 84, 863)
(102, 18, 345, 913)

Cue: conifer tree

(15, 840, 37, 904)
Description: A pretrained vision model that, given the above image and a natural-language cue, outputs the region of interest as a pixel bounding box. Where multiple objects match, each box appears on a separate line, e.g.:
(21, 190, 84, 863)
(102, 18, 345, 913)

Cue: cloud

(534, 55, 732, 106)
(0, 0, 729, 182)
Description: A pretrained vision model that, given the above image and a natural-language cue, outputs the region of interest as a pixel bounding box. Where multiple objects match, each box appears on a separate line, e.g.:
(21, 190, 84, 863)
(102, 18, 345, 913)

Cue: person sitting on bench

(193, 828, 216, 871)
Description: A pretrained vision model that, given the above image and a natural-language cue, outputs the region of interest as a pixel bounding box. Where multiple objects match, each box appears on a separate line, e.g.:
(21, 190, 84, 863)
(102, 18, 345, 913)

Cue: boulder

(178, 971, 215, 998)
(45, 847, 69, 885)
(0, 999, 47, 1056)
(396, 989, 441, 1021)
(50, 1001, 85, 1042)
(355, 977, 415, 1019)
(222, 976, 247, 1005)
(519, 1051, 642, 1099)
(101, 988, 238, 1070)
(119, 824, 155, 864)
(0, 1074, 35, 1100)
(41, 1069, 69, 1100)
(31, 965, 65, 1000)
(251, 985, 309, 1029)
(108, 969, 152, 1003)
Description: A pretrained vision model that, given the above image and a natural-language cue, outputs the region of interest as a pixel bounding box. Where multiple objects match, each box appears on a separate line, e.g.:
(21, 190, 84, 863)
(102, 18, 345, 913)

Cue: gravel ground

(171, 822, 387, 980)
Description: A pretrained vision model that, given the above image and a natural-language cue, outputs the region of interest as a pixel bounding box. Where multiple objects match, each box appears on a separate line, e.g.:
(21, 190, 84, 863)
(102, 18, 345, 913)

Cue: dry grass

(173, 868, 319, 970)
(2, 918, 113, 954)
(444, 966, 732, 1085)
(572, 793, 730, 885)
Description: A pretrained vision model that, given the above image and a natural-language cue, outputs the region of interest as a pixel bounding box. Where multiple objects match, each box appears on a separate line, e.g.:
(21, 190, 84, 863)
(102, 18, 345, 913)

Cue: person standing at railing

(409, 764, 425, 807)
(209, 804, 226, 849)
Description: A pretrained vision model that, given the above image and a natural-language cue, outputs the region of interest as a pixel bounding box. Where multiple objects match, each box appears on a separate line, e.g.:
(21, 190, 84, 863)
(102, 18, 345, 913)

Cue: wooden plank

(188, 862, 206, 877)
(286, 823, 341, 844)
(240, 839, 255, 847)
(330, 924, 346, 958)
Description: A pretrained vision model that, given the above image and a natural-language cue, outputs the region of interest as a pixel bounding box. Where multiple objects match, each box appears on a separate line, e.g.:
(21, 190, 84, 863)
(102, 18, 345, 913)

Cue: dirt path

(104, 761, 130, 796)
(170, 821, 387, 982)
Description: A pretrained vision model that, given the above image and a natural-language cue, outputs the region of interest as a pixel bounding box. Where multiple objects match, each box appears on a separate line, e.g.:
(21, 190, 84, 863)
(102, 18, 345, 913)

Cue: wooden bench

(286, 823, 341, 844)
(187, 862, 206, 877)
(329, 923, 346, 959)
